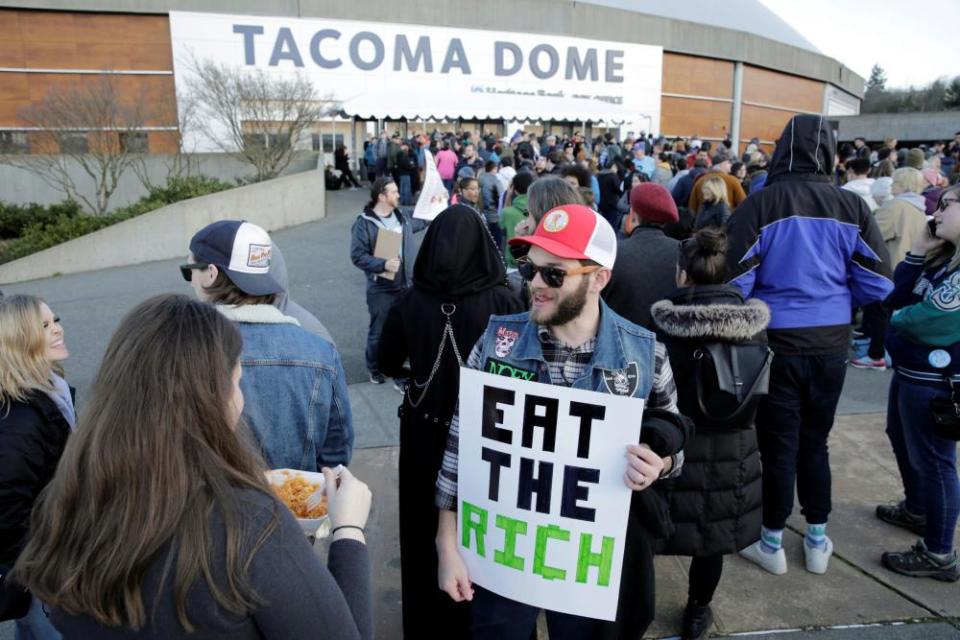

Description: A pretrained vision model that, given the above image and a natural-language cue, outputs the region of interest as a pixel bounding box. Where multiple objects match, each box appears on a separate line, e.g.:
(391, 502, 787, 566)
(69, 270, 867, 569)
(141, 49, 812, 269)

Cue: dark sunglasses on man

(179, 262, 209, 282)
(515, 257, 600, 288)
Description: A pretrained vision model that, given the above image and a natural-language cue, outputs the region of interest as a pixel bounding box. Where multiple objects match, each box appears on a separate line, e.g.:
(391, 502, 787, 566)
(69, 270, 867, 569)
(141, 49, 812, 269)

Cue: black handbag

(930, 381, 960, 441)
(0, 564, 31, 621)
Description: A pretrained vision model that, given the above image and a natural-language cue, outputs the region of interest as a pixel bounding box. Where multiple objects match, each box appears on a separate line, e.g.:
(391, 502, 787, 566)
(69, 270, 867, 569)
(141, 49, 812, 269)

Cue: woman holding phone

(13, 294, 375, 638)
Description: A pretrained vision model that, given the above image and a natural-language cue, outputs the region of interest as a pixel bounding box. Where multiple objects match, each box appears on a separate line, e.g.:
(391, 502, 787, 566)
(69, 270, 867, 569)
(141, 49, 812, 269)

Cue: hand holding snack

(324, 466, 371, 541)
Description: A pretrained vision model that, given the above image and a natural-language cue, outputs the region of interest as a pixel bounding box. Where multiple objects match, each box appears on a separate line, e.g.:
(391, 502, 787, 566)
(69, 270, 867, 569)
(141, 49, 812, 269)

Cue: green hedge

(0, 176, 234, 265)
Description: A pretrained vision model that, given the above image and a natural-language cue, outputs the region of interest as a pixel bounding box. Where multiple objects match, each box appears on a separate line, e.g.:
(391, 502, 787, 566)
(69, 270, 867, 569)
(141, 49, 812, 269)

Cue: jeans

(756, 352, 848, 529)
(399, 175, 413, 205)
(443, 178, 455, 196)
(470, 586, 603, 640)
(15, 597, 61, 640)
(885, 375, 960, 554)
(365, 289, 399, 374)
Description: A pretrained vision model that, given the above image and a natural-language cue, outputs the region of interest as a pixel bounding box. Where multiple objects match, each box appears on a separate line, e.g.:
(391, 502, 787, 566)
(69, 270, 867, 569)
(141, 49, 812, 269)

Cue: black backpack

(691, 341, 773, 429)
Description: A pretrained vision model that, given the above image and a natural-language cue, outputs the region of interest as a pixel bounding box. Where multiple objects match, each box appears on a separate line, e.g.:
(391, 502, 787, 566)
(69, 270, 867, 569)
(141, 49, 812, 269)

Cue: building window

(267, 133, 291, 150)
(242, 133, 267, 150)
(0, 131, 29, 154)
(312, 133, 344, 152)
(59, 133, 89, 154)
(120, 132, 149, 153)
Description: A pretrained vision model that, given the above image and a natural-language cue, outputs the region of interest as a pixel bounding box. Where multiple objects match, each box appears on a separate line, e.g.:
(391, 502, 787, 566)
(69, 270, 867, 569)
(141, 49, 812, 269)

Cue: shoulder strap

(694, 344, 772, 423)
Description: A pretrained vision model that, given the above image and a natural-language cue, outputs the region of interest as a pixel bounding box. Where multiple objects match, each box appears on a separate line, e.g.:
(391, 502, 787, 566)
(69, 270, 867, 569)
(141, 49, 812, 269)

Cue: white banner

(413, 149, 449, 221)
(457, 367, 644, 621)
(169, 11, 662, 149)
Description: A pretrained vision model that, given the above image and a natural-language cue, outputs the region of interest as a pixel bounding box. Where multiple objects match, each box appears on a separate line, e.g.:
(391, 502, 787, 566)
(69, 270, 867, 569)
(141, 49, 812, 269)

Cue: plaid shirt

(436, 325, 683, 510)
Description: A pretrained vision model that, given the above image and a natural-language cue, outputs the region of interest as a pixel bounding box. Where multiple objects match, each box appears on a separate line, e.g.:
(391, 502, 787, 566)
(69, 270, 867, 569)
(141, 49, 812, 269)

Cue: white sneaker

(805, 536, 833, 574)
(739, 540, 787, 575)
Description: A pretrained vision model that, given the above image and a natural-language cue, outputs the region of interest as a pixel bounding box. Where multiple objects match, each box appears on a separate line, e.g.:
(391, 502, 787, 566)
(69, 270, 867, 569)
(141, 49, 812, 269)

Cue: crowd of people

(1, 117, 959, 640)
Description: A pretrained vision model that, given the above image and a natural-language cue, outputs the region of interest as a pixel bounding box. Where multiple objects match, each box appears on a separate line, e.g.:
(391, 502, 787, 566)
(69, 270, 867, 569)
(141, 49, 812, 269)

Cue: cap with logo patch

(189, 220, 282, 296)
(508, 204, 617, 269)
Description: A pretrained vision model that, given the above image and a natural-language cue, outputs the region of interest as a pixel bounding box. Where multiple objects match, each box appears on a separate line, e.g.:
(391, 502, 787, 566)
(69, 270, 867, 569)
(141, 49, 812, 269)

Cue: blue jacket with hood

(726, 114, 894, 354)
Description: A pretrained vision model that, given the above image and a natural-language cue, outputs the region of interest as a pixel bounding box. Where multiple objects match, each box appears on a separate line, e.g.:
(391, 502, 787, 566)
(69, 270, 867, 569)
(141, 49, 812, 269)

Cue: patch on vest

(494, 326, 520, 357)
(601, 362, 639, 396)
(484, 358, 538, 382)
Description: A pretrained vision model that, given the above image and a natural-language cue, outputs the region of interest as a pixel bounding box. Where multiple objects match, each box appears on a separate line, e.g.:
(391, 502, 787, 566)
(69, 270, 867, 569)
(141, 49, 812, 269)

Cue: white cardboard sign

(457, 367, 644, 621)
(413, 149, 449, 221)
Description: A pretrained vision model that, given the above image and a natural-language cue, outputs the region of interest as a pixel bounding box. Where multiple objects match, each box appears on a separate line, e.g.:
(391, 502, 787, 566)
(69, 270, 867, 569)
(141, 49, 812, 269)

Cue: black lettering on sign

(568, 401, 605, 459)
(482, 385, 514, 445)
(561, 466, 600, 522)
(481, 447, 512, 501)
(521, 394, 558, 452)
(517, 457, 553, 514)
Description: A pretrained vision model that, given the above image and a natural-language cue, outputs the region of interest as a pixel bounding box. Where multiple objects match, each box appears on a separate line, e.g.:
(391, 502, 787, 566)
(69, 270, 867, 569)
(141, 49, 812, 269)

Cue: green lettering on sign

(576, 533, 615, 586)
(533, 524, 570, 581)
(494, 515, 528, 571)
(461, 500, 488, 557)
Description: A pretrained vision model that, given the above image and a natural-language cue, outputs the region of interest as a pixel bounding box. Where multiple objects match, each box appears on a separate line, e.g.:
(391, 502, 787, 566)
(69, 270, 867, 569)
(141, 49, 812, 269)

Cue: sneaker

(392, 379, 406, 393)
(882, 540, 960, 582)
(850, 356, 887, 370)
(368, 372, 385, 384)
(804, 535, 833, 574)
(739, 540, 787, 575)
(876, 501, 926, 535)
(681, 601, 714, 640)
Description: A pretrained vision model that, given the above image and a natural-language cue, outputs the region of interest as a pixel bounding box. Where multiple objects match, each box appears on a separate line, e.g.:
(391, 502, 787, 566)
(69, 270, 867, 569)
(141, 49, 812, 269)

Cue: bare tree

(130, 91, 200, 192)
(185, 60, 334, 181)
(0, 75, 158, 216)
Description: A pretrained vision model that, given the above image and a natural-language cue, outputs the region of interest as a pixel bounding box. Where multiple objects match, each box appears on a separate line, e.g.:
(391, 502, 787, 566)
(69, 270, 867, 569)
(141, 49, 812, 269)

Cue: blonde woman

(874, 167, 929, 267)
(695, 175, 732, 229)
(0, 294, 72, 640)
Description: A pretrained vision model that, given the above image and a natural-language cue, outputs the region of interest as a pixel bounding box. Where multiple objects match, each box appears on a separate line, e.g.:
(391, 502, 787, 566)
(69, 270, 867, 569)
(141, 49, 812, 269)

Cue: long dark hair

(14, 294, 276, 631)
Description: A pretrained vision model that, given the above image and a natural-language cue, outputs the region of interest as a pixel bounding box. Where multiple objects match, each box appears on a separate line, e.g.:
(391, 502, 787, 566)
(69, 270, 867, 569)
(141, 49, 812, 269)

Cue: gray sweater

(52, 489, 372, 640)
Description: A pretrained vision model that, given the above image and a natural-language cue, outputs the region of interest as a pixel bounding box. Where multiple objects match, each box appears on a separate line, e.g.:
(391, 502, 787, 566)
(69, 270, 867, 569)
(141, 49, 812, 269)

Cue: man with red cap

(434, 204, 692, 639)
(604, 182, 681, 329)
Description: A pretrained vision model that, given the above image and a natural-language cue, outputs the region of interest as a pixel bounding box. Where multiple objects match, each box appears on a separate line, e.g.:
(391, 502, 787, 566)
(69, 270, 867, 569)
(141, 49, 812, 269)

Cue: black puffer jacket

(650, 285, 767, 557)
(0, 391, 73, 567)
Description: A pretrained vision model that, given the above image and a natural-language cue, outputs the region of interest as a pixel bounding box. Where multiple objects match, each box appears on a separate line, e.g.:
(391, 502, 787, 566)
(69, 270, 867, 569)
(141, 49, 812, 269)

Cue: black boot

(681, 600, 714, 639)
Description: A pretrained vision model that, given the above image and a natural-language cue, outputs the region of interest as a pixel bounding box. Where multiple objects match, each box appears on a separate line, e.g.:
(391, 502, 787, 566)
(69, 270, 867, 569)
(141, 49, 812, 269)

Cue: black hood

(766, 114, 835, 185)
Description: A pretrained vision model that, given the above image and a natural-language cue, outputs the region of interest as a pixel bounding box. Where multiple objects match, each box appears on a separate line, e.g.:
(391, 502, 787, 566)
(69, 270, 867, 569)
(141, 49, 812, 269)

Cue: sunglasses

(179, 262, 209, 282)
(516, 258, 600, 288)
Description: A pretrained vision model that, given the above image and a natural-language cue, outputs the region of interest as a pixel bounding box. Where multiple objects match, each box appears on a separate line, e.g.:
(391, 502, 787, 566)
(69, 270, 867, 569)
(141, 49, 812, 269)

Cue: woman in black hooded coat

(378, 205, 523, 639)
(649, 227, 768, 640)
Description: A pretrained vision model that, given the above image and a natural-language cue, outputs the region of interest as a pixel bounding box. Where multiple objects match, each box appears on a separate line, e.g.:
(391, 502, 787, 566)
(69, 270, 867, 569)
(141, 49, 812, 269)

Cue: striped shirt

(435, 326, 683, 511)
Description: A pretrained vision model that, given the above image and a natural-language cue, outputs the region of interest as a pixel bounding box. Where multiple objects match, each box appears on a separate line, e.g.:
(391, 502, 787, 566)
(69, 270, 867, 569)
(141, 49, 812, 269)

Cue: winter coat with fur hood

(651, 284, 768, 557)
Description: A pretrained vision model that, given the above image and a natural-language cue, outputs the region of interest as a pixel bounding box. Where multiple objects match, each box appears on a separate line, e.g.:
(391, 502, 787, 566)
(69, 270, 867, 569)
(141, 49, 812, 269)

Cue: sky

(758, 0, 958, 89)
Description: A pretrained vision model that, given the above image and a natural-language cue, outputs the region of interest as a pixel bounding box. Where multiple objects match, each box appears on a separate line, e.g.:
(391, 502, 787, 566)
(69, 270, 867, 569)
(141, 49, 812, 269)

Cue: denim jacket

(218, 304, 353, 470)
(350, 207, 428, 293)
(476, 305, 656, 400)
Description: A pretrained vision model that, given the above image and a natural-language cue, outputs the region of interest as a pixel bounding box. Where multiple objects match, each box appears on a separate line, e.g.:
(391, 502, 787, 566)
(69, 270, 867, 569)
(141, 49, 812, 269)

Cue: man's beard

(530, 276, 590, 327)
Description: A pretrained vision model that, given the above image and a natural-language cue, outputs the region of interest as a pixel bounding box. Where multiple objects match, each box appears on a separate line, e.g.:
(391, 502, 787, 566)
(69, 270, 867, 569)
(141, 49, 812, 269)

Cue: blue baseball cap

(189, 220, 283, 296)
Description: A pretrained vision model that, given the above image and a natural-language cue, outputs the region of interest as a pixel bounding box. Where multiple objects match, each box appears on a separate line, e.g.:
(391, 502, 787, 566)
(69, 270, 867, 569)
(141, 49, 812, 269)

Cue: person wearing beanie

(906, 148, 925, 171)
(603, 182, 681, 329)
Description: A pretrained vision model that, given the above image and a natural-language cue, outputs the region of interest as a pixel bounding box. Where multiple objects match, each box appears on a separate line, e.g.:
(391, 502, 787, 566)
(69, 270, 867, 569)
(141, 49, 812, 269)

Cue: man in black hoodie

(726, 114, 893, 577)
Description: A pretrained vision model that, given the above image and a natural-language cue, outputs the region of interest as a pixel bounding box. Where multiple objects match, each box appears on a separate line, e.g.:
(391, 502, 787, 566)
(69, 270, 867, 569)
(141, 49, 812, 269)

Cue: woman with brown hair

(13, 294, 374, 639)
(0, 294, 72, 640)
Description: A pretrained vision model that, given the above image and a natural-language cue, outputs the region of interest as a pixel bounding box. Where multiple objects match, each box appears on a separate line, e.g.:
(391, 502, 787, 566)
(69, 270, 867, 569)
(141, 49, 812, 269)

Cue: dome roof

(575, 0, 820, 54)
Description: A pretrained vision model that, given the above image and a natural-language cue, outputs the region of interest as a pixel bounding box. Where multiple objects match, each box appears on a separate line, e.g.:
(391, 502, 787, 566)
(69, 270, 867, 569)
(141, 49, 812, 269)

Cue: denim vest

(476, 300, 657, 400)
(222, 306, 354, 471)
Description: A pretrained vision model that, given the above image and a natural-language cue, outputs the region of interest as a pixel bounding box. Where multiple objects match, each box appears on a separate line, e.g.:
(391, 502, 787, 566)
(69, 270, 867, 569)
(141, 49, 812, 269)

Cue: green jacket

(499, 193, 528, 267)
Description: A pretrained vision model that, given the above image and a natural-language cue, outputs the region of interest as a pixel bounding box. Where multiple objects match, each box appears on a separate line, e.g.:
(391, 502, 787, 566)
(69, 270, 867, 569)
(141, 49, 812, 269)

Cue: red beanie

(630, 183, 678, 224)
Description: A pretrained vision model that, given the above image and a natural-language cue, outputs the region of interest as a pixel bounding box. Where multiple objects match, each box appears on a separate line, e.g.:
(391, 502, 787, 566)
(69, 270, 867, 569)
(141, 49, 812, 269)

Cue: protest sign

(413, 149, 449, 222)
(457, 367, 644, 621)
(372, 227, 401, 280)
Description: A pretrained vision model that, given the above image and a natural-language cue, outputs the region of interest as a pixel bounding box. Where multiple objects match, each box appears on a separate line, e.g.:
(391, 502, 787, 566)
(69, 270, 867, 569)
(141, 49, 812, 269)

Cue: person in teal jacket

(877, 183, 960, 583)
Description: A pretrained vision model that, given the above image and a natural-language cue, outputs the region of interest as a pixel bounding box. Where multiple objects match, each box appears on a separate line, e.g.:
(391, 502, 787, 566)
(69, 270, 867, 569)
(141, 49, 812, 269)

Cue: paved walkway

(2, 191, 957, 639)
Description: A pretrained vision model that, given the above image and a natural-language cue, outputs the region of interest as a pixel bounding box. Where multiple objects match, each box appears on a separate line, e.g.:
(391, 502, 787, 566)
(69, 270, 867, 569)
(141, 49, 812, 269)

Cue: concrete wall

(835, 112, 960, 144)
(6, 0, 864, 97)
(0, 169, 325, 284)
(0, 151, 320, 210)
